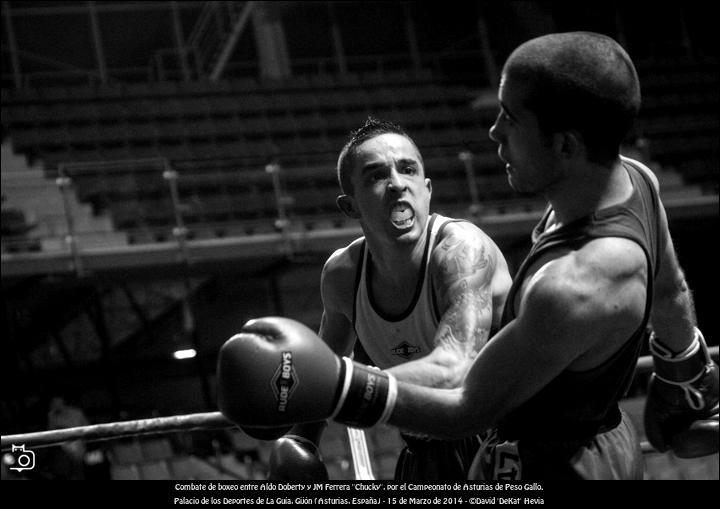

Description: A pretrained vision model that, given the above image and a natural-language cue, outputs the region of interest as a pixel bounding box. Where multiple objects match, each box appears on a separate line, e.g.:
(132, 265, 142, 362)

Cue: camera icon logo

(8, 444, 35, 472)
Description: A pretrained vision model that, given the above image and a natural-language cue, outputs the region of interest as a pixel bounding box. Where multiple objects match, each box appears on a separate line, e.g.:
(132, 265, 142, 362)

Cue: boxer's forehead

(352, 133, 423, 175)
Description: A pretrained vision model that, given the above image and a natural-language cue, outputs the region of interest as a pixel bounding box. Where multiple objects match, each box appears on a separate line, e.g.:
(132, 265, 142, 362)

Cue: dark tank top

(497, 158, 666, 441)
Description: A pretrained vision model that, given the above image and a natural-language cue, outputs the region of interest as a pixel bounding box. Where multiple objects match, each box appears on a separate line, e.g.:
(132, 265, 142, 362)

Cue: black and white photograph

(1, 1, 717, 505)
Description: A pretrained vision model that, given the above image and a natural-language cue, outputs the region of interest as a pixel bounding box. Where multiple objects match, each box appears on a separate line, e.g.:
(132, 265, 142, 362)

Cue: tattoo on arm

(436, 282, 492, 356)
(433, 231, 495, 357)
(437, 236, 489, 284)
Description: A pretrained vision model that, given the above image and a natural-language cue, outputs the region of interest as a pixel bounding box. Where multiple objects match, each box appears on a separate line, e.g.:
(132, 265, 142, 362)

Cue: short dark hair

(336, 117, 422, 195)
(503, 32, 641, 165)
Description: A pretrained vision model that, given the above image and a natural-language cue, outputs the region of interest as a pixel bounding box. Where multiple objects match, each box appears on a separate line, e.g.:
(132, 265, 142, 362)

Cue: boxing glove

(644, 327, 719, 458)
(217, 316, 397, 429)
(268, 435, 329, 481)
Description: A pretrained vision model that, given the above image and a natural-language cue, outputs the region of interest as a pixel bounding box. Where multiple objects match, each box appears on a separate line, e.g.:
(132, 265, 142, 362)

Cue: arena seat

(2, 55, 716, 248)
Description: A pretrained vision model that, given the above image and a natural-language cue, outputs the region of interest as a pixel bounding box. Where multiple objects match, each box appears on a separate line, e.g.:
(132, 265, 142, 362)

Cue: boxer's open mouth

(390, 202, 414, 229)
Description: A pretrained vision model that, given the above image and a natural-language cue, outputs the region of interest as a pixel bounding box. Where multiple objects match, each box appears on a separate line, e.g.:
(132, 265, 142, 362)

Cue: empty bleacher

(109, 435, 242, 480)
(633, 56, 719, 190)
(1, 56, 717, 253)
(2, 70, 496, 248)
(1, 141, 128, 252)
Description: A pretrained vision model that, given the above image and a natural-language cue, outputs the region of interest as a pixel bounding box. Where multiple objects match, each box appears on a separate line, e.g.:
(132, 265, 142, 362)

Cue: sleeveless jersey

(353, 214, 464, 369)
(497, 157, 667, 441)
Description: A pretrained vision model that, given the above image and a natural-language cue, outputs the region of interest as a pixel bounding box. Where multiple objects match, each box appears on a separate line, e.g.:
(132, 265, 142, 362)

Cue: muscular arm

(388, 238, 647, 439)
(318, 247, 359, 357)
(626, 155, 697, 350)
(387, 223, 503, 388)
(649, 204, 697, 352)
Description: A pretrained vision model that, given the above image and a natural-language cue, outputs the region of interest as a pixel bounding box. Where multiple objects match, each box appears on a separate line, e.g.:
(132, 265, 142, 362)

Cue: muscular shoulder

(429, 221, 500, 302)
(431, 221, 500, 273)
(522, 237, 647, 334)
(321, 237, 364, 314)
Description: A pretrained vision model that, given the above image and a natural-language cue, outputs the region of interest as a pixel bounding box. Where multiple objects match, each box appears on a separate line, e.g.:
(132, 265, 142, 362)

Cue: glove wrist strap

(332, 358, 395, 428)
(650, 327, 710, 382)
(377, 371, 398, 426)
(650, 328, 712, 411)
(331, 357, 354, 419)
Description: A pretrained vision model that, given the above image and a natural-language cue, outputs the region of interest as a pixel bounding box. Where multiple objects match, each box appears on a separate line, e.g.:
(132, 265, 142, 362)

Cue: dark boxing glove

(644, 327, 719, 458)
(217, 317, 397, 430)
(268, 435, 329, 481)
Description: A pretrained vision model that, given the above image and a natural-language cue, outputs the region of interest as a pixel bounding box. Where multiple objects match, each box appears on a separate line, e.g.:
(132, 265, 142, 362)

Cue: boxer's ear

(337, 195, 360, 219)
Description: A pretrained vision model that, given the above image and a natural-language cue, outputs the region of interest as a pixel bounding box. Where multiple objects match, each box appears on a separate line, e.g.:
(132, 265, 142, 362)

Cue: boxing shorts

(394, 433, 482, 480)
(469, 410, 643, 480)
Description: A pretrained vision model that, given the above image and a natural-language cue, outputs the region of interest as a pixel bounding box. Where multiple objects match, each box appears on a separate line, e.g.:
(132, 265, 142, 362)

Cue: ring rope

(2, 412, 232, 451)
(2, 347, 716, 453)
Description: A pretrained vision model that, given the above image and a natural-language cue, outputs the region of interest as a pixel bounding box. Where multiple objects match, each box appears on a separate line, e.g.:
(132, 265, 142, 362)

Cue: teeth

(391, 204, 413, 227)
